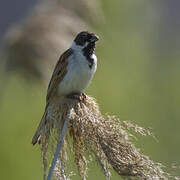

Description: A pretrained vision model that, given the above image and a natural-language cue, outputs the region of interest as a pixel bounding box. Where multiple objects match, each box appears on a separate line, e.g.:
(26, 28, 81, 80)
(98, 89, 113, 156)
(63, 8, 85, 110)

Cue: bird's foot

(66, 92, 86, 101)
(81, 93, 86, 101)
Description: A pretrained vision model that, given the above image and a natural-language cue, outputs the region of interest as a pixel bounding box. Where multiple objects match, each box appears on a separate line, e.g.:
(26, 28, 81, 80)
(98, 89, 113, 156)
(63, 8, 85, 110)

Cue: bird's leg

(66, 92, 82, 101)
(66, 92, 87, 101)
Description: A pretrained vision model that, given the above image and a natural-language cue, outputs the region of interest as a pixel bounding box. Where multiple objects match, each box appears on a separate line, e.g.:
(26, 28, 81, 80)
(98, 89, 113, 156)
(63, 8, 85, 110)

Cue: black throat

(82, 42, 95, 68)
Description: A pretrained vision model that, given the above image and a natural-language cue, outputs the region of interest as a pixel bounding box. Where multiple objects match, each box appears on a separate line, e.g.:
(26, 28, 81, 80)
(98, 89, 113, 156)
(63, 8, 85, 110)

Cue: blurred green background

(1, 0, 180, 179)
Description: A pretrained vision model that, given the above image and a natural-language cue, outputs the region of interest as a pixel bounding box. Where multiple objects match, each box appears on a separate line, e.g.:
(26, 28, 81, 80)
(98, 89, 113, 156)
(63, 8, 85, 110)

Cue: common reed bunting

(32, 31, 99, 145)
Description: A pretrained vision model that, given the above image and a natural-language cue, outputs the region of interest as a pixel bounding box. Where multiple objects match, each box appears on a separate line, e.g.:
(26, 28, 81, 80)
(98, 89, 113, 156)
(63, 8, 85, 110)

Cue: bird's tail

(32, 110, 47, 145)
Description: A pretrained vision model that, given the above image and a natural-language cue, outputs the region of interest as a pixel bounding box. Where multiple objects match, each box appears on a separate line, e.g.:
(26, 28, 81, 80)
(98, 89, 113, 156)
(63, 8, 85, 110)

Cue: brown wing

(46, 48, 73, 103)
(32, 48, 73, 145)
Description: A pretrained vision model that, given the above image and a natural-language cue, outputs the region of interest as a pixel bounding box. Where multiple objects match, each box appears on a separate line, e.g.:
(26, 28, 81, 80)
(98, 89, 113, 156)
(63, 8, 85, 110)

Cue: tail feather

(32, 111, 47, 145)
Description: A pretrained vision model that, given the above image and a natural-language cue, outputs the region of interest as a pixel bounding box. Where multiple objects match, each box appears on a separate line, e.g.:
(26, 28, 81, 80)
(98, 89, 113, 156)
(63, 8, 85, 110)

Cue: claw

(81, 93, 86, 101)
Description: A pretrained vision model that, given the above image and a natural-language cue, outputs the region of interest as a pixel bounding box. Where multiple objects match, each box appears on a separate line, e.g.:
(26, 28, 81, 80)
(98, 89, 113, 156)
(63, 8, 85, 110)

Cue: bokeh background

(0, 0, 180, 179)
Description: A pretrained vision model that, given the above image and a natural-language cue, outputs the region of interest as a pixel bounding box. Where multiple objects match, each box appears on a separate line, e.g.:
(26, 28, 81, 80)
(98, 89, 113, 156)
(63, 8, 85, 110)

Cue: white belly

(58, 52, 97, 95)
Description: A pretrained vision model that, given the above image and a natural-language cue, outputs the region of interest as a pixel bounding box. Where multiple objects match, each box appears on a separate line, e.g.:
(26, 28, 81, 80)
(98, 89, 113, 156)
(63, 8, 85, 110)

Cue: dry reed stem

(35, 95, 179, 180)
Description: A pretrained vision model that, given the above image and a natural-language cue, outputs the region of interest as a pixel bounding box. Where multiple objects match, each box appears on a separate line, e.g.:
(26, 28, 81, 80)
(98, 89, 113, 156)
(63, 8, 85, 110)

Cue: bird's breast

(58, 52, 97, 95)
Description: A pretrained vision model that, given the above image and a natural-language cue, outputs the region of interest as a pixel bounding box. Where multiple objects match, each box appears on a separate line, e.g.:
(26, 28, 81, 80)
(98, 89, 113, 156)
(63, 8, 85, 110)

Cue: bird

(32, 31, 99, 145)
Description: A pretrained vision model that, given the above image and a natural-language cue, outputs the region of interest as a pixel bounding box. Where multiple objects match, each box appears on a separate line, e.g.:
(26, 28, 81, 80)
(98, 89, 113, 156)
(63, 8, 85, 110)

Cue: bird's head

(71, 31, 99, 56)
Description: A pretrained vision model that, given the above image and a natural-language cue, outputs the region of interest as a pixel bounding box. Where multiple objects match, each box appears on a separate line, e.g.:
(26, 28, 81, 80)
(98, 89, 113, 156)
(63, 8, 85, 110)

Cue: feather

(32, 48, 73, 145)
(46, 49, 73, 103)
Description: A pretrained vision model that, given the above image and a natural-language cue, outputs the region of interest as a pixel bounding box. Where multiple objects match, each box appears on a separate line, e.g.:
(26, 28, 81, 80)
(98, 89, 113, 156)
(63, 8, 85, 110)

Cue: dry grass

(35, 95, 179, 180)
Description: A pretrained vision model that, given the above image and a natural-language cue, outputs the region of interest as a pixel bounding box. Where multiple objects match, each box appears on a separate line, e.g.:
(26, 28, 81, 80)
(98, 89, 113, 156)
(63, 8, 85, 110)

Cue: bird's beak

(90, 34, 99, 42)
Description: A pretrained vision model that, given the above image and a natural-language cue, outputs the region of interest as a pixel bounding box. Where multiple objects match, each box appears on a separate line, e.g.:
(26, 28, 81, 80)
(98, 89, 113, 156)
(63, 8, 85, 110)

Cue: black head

(73, 31, 99, 58)
(74, 31, 99, 47)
